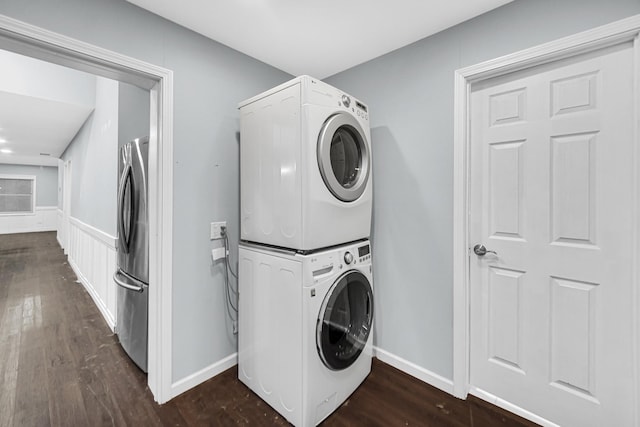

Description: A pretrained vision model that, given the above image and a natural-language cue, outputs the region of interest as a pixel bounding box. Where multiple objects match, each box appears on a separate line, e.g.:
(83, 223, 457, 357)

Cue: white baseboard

(373, 346, 455, 395)
(168, 348, 454, 403)
(169, 348, 454, 402)
(170, 353, 238, 399)
(68, 256, 116, 331)
(469, 387, 560, 427)
(169, 348, 454, 403)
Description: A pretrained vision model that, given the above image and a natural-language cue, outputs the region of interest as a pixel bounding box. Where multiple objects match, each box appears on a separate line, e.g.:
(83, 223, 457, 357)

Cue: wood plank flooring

(0, 232, 539, 426)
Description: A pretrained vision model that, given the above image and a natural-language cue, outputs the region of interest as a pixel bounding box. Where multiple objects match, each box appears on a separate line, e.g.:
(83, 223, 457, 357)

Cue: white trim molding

(452, 13, 640, 425)
(373, 346, 454, 395)
(0, 14, 175, 403)
(171, 353, 238, 399)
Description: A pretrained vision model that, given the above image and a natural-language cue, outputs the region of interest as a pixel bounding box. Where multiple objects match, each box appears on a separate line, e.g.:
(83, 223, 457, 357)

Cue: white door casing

(0, 15, 175, 403)
(453, 15, 640, 426)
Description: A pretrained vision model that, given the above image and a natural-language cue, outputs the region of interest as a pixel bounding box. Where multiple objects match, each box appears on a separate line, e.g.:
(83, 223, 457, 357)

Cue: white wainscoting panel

(67, 216, 117, 330)
(0, 206, 57, 234)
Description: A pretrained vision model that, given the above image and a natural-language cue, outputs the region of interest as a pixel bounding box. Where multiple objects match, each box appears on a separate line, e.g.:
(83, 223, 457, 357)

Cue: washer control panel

(340, 243, 371, 266)
(357, 244, 371, 263)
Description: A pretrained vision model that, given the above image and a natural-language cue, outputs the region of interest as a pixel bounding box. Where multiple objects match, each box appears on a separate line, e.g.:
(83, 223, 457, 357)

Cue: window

(0, 175, 36, 215)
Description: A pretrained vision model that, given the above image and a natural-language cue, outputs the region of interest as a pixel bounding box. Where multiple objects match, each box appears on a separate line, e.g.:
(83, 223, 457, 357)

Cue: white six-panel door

(469, 41, 635, 426)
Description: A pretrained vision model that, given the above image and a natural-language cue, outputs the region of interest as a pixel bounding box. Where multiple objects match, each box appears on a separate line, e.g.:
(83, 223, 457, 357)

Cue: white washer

(239, 75, 372, 251)
(238, 240, 374, 427)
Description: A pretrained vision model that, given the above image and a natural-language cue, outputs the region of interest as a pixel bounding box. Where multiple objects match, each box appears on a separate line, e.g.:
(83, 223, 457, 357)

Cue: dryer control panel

(338, 93, 369, 121)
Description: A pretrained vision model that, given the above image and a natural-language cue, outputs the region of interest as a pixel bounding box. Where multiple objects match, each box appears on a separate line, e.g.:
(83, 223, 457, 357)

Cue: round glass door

(317, 113, 370, 202)
(317, 270, 374, 371)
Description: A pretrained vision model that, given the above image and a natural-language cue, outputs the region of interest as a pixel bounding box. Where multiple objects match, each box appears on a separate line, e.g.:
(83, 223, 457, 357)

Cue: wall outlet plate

(211, 247, 226, 261)
(210, 221, 226, 239)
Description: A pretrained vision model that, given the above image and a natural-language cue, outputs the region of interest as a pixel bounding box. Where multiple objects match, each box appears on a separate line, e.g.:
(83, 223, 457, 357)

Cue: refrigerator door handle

(114, 269, 145, 293)
(118, 164, 133, 253)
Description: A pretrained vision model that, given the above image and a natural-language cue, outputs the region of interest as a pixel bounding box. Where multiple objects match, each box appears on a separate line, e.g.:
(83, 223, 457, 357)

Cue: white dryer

(239, 75, 372, 251)
(238, 240, 374, 427)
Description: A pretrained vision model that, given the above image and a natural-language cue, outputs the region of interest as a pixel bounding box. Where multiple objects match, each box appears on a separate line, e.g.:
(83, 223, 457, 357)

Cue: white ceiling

(0, 90, 93, 167)
(126, 0, 512, 78)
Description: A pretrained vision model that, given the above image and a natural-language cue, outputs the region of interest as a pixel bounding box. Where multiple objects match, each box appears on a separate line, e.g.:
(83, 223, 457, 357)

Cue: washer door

(317, 113, 370, 202)
(317, 270, 374, 371)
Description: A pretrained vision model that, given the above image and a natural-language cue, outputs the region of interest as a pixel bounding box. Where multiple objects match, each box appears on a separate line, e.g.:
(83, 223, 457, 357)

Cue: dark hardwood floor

(0, 231, 538, 426)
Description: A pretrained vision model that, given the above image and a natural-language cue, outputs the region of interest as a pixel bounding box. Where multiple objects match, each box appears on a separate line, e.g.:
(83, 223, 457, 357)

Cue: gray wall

(0, 163, 58, 206)
(118, 81, 150, 148)
(61, 76, 118, 236)
(326, 0, 640, 379)
(0, 0, 291, 382)
(60, 78, 150, 236)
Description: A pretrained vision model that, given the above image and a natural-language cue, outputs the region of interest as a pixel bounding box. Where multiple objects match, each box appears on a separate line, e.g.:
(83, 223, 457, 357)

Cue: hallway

(0, 232, 536, 426)
(0, 231, 159, 425)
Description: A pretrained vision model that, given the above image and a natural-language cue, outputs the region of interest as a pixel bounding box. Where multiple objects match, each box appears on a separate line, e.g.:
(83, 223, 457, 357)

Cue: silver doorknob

(473, 244, 497, 256)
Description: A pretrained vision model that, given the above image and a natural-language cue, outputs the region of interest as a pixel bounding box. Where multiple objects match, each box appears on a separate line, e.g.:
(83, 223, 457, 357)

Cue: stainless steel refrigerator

(114, 136, 149, 372)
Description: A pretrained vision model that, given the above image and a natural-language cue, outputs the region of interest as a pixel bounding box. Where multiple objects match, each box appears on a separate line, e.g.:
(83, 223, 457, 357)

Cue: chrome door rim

(317, 112, 370, 202)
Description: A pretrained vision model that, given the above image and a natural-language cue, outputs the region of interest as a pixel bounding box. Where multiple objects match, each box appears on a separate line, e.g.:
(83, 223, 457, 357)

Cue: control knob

(344, 251, 354, 265)
(341, 94, 351, 108)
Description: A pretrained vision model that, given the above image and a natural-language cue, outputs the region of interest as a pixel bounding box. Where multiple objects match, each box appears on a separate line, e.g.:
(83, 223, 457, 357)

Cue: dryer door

(317, 113, 370, 202)
(317, 270, 374, 371)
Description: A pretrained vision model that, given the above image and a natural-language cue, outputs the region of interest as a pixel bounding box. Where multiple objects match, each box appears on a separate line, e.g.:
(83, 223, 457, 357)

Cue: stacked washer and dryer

(237, 75, 374, 427)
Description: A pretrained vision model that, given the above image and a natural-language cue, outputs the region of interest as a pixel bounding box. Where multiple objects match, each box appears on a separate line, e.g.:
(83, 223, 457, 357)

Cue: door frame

(452, 14, 640, 422)
(0, 15, 175, 403)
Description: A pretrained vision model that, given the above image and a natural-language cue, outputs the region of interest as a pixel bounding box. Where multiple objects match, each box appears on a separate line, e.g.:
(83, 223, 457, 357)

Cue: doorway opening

(0, 15, 174, 403)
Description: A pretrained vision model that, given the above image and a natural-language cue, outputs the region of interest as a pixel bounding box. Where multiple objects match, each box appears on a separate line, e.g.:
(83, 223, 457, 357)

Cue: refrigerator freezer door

(117, 137, 149, 283)
(116, 269, 148, 372)
(118, 163, 133, 254)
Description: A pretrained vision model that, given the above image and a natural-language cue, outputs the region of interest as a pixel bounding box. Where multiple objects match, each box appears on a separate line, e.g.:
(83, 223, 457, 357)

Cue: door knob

(473, 244, 497, 256)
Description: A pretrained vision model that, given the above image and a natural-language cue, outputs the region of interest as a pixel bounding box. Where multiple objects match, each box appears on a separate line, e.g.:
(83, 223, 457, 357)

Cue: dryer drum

(317, 270, 374, 371)
(329, 127, 361, 188)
